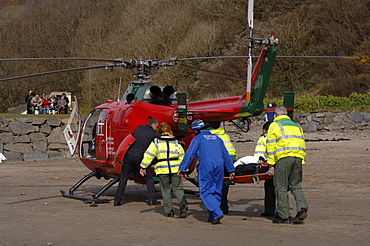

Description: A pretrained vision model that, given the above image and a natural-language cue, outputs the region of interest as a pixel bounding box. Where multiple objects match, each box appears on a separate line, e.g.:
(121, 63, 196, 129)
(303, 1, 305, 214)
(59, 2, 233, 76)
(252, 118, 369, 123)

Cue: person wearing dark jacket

(114, 117, 161, 207)
(25, 91, 35, 114)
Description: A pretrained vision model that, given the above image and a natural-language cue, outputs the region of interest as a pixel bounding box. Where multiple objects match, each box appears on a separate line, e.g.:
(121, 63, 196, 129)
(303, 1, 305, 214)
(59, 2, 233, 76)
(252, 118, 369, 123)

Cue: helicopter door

(105, 111, 115, 161)
(63, 96, 81, 156)
(94, 110, 108, 160)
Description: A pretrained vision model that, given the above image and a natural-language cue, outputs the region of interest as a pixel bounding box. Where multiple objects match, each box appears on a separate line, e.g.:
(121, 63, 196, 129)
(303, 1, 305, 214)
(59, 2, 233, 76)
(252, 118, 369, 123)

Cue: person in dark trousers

(25, 91, 35, 114)
(266, 107, 308, 224)
(178, 120, 235, 225)
(254, 122, 275, 217)
(207, 121, 236, 215)
(114, 117, 161, 207)
(264, 103, 276, 122)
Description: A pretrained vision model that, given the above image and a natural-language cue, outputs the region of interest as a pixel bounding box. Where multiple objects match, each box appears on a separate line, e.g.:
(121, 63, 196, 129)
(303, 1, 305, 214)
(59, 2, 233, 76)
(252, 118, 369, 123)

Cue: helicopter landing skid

(60, 190, 110, 204)
(60, 170, 120, 204)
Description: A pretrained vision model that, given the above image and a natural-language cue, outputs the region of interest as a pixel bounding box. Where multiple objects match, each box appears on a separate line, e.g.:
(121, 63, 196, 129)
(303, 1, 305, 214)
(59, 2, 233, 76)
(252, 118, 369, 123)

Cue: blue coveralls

(179, 130, 235, 221)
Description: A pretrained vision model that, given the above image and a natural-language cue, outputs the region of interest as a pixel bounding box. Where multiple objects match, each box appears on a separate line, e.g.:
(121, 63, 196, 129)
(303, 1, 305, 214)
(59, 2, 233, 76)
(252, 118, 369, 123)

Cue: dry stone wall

(1, 111, 369, 163)
(248, 111, 370, 132)
(0, 116, 70, 162)
(295, 111, 370, 132)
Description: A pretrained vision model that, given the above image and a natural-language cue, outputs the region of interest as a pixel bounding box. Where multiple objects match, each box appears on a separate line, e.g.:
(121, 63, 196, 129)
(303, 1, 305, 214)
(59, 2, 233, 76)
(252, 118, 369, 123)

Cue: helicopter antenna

(246, 0, 254, 104)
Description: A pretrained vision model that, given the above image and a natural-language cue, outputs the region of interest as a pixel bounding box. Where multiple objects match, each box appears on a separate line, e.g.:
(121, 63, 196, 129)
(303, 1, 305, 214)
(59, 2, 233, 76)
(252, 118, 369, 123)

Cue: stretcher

(226, 155, 273, 184)
(226, 173, 273, 184)
(184, 172, 272, 195)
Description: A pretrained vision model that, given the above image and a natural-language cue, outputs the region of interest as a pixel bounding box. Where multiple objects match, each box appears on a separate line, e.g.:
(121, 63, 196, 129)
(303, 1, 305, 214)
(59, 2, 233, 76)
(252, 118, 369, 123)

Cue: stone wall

(1, 111, 369, 163)
(295, 111, 370, 132)
(0, 116, 70, 162)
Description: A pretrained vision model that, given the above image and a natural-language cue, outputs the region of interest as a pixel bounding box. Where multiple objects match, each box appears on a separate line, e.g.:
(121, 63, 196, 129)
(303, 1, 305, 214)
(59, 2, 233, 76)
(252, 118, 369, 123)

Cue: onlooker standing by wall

(25, 91, 35, 114)
(41, 96, 51, 114)
(30, 94, 42, 114)
(264, 103, 276, 122)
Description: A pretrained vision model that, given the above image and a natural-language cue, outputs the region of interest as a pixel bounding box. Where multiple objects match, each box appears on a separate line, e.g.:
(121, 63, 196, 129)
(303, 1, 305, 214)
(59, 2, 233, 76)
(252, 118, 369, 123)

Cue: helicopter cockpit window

(97, 112, 106, 136)
(80, 109, 102, 158)
(143, 89, 151, 100)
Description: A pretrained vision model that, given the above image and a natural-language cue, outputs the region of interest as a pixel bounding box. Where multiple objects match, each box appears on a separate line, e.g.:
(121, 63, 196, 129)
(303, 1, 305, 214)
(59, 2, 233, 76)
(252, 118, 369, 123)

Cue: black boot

(167, 210, 174, 217)
(292, 209, 308, 224)
(148, 200, 161, 206)
(272, 217, 291, 224)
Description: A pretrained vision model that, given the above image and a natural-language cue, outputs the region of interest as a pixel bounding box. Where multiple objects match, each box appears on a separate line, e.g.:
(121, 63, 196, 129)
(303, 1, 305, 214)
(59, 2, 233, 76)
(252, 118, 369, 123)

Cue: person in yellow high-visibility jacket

(254, 122, 276, 217)
(140, 122, 188, 218)
(266, 106, 308, 224)
(208, 121, 236, 215)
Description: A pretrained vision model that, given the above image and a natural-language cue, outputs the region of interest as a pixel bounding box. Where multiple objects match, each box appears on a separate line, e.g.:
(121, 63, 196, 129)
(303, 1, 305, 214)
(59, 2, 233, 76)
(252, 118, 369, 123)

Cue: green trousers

(158, 174, 188, 214)
(274, 157, 308, 219)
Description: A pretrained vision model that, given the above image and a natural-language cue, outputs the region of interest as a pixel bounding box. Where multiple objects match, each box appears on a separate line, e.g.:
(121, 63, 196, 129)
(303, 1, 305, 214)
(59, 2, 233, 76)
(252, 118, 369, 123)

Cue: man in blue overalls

(178, 120, 235, 224)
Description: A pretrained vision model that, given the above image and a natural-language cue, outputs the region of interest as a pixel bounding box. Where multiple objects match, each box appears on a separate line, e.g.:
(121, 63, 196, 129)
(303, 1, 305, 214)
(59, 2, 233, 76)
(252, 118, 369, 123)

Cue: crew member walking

(254, 122, 275, 217)
(178, 120, 235, 224)
(208, 121, 236, 215)
(266, 106, 308, 224)
(140, 122, 188, 218)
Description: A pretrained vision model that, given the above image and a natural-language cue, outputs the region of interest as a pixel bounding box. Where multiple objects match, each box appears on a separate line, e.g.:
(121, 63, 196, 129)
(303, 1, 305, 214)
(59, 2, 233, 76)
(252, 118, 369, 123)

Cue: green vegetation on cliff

(0, 0, 369, 112)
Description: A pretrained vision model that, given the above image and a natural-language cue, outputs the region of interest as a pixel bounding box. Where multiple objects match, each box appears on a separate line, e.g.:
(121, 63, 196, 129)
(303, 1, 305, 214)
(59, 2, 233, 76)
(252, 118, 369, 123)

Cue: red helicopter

(56, 29, 283, 203)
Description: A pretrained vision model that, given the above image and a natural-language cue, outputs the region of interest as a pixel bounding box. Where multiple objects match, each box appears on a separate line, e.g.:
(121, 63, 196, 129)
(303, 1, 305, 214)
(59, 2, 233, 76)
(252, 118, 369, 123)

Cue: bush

(265, 92, 370, 113)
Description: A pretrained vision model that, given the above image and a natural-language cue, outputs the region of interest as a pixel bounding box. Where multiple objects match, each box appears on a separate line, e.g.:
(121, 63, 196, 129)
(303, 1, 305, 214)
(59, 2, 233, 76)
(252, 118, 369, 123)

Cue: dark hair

(207, 121, 221, 129)
(263, 122, 271, 131)
(147, 116, 158, 125)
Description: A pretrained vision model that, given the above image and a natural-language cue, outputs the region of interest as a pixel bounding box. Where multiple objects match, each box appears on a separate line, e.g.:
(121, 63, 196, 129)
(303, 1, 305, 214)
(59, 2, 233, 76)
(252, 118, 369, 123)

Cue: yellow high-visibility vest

(266, 115, 306, 165)
(254, 133, 267, 158)
(210, 128, 236, 158)
(140, 135, 185, 175)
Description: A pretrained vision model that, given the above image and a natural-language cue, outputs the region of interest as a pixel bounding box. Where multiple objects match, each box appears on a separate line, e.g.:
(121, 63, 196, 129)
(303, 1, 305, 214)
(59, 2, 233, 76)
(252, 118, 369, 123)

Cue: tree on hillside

(0, 0, 368, 112)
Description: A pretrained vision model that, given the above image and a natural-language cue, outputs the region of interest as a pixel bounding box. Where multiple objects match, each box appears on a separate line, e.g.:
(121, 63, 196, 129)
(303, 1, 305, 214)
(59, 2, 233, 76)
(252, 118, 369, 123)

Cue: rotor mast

(246, 0, 254, 104)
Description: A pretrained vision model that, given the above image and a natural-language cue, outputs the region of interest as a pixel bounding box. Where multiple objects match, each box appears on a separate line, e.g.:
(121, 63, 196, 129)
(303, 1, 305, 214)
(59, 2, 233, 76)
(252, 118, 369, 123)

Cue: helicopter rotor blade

(0, 57, 123, 63)
(164, 64, 246, 81)
(163, 56, 249, 62)
(0, 55, 363, 82)
(0, 64, 122, 82)
(275, 56, 361, 59)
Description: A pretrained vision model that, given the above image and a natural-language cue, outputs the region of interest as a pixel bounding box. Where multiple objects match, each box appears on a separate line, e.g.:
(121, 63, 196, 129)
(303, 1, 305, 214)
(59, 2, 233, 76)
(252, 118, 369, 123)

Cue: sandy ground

(1, 129, 370, 246)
